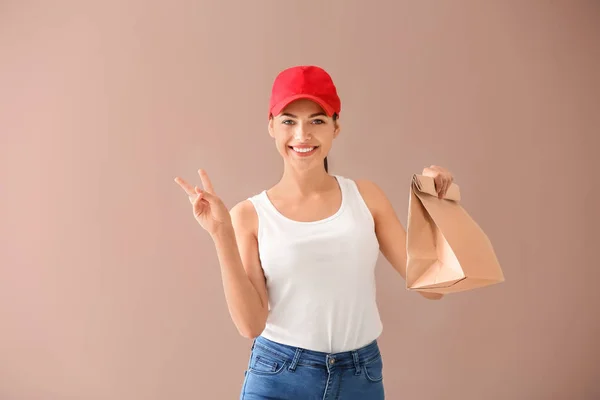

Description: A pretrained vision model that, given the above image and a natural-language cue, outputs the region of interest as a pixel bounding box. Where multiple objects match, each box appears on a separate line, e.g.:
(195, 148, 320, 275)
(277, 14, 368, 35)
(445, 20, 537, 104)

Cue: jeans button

(329, 358, 335, 365)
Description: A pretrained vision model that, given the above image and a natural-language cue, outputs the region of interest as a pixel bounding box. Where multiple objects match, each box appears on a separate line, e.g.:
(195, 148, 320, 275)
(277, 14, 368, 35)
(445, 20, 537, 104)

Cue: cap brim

(270, 94, 335, 118)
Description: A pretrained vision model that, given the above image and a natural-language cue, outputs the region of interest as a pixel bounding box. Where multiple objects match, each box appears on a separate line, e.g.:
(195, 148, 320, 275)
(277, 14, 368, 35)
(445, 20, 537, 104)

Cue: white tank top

(248, 175, 383, 353)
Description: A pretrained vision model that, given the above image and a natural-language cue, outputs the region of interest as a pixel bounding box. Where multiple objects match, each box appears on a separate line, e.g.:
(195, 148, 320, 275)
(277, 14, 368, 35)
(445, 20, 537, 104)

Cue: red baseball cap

(268, 65, 341, 119)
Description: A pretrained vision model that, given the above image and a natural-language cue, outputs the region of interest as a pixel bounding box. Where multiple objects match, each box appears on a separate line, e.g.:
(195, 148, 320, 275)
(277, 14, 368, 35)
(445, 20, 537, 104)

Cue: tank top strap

(334, 175, 375, 225)
(246, 191, 272, 241)
(247, 190, 269, 216)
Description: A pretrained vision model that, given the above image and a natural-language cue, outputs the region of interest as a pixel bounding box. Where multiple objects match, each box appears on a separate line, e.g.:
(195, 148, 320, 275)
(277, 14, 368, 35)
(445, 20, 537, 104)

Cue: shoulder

(229, 199, 258, 235)
(352, 178, 391, 219)
(353, 178, 385, 197)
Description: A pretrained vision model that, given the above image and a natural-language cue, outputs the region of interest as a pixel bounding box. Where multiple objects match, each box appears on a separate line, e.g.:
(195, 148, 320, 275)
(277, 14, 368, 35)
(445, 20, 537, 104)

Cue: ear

(268, 117, 275, 138)
(333, 118, 341, 139)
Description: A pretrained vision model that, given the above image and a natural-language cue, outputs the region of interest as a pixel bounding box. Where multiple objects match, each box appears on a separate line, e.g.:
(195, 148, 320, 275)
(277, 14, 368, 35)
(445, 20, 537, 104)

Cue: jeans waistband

(252, 336, 381, 369)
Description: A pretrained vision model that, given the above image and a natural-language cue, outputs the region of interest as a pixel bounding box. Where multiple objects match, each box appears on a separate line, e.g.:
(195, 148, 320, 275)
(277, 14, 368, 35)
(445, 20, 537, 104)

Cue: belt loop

(352, 351, 361, 375)
(288, 348, 303, 372)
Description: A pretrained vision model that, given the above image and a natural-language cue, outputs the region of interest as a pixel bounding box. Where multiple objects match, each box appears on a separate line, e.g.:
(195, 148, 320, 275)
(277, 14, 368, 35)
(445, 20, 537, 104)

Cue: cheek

(316, 129, 335, 145)
(273, 131, 293, 151)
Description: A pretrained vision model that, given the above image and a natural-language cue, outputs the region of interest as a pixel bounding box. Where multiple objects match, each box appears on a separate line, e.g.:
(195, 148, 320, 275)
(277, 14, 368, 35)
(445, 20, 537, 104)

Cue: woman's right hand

(174, 169, 232, 237)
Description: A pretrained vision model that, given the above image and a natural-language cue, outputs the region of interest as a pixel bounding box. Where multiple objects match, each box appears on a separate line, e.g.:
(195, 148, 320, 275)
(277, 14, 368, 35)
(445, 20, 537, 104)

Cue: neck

(276, 163, 333, 197)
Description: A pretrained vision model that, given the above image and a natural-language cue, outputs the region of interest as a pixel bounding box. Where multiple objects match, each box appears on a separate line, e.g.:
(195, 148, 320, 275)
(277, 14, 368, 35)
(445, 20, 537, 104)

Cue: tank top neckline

(259, 175, 347, 225)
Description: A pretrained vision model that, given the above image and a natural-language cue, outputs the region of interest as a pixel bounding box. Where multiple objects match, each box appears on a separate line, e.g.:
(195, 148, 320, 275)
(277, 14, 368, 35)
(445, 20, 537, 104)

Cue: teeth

(293, 147, 315, 153)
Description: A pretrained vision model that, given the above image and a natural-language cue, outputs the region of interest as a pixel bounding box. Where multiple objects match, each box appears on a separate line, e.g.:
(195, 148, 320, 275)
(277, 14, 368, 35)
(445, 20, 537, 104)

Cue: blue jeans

(240, 336, 385, 399)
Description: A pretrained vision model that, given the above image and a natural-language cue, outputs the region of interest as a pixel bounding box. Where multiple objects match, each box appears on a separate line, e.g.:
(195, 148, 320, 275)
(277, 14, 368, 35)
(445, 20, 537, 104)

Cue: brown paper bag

(406, 174, 504, 294)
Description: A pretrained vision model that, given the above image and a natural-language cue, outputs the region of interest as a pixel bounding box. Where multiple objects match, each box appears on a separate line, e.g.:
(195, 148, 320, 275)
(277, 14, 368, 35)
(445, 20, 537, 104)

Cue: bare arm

(175, 170, 269, 337)
(355, 179, 444, 300)
(212, 200, 269, 338)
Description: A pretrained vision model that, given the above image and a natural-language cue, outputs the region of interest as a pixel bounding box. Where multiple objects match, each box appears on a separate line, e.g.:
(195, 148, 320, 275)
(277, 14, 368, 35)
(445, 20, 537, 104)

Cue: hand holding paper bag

(406, 174, 505, 294)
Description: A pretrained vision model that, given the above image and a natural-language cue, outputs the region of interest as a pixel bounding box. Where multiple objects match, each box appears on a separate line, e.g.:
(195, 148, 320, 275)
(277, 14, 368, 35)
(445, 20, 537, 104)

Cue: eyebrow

(280, 112, 328, 119)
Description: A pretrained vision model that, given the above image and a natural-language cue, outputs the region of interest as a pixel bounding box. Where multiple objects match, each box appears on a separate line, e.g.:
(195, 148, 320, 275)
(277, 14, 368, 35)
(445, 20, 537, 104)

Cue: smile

(288, 146, 319, 157)
(290, 146, 317, 153)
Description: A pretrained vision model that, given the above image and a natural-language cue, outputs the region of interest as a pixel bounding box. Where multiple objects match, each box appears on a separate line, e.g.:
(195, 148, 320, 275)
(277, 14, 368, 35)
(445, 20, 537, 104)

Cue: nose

(293, 124, 312, 142)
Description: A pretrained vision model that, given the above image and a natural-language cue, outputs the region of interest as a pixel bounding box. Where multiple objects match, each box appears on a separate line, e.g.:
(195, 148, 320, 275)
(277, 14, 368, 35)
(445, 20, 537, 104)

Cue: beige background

(1, 0, 599, 399)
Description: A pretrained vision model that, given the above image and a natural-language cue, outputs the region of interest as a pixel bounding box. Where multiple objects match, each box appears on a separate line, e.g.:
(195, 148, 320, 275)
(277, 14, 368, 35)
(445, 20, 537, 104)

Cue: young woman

(174, 65, 454, 400)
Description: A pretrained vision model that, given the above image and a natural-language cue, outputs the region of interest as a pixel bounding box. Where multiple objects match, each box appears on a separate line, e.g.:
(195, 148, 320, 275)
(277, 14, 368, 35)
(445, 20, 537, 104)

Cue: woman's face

(268, 99, 340, 171)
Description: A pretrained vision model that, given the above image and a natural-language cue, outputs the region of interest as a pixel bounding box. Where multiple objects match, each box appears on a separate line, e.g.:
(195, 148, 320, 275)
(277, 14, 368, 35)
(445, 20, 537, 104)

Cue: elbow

(240, 330, 261, 340)
(238, 325, 265, 339)
(237, 319, 266, 339)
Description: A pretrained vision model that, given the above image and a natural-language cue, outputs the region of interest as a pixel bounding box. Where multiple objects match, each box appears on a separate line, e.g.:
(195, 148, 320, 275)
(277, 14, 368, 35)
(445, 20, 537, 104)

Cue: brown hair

(324, 113, 339, 173)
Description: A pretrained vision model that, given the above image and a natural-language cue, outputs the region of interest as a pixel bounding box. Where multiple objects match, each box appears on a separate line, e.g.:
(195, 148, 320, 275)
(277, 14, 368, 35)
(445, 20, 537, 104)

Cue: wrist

(210, 223, 235, 242)
(419, 291, 444, 300)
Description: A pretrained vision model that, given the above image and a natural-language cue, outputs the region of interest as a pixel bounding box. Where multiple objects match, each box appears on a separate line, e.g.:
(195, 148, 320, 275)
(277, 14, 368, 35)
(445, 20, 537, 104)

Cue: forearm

(211, 227, 267, 337)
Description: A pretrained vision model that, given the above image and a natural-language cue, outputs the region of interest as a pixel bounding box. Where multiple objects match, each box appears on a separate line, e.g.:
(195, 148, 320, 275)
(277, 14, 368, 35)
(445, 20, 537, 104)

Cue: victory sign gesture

(174, 169, 232, 236)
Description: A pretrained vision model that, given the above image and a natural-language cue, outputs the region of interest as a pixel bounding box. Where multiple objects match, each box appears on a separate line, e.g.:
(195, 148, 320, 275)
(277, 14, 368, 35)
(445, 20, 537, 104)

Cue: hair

(324, 113, 339, 173)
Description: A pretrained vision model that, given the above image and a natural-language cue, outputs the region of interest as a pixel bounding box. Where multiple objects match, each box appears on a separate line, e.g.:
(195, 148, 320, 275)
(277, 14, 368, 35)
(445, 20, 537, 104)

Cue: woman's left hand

(422, 165, 454, 199)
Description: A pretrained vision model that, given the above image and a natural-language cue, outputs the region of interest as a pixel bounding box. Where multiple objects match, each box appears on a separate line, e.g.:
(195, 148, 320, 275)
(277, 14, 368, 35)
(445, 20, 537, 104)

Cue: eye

(281, 119, 295, 125)
(311, 119, 325, 125)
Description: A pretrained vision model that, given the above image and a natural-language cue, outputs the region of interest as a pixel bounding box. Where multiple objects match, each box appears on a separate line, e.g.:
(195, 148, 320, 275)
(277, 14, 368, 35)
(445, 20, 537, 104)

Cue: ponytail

(324, 113, 338, 174)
